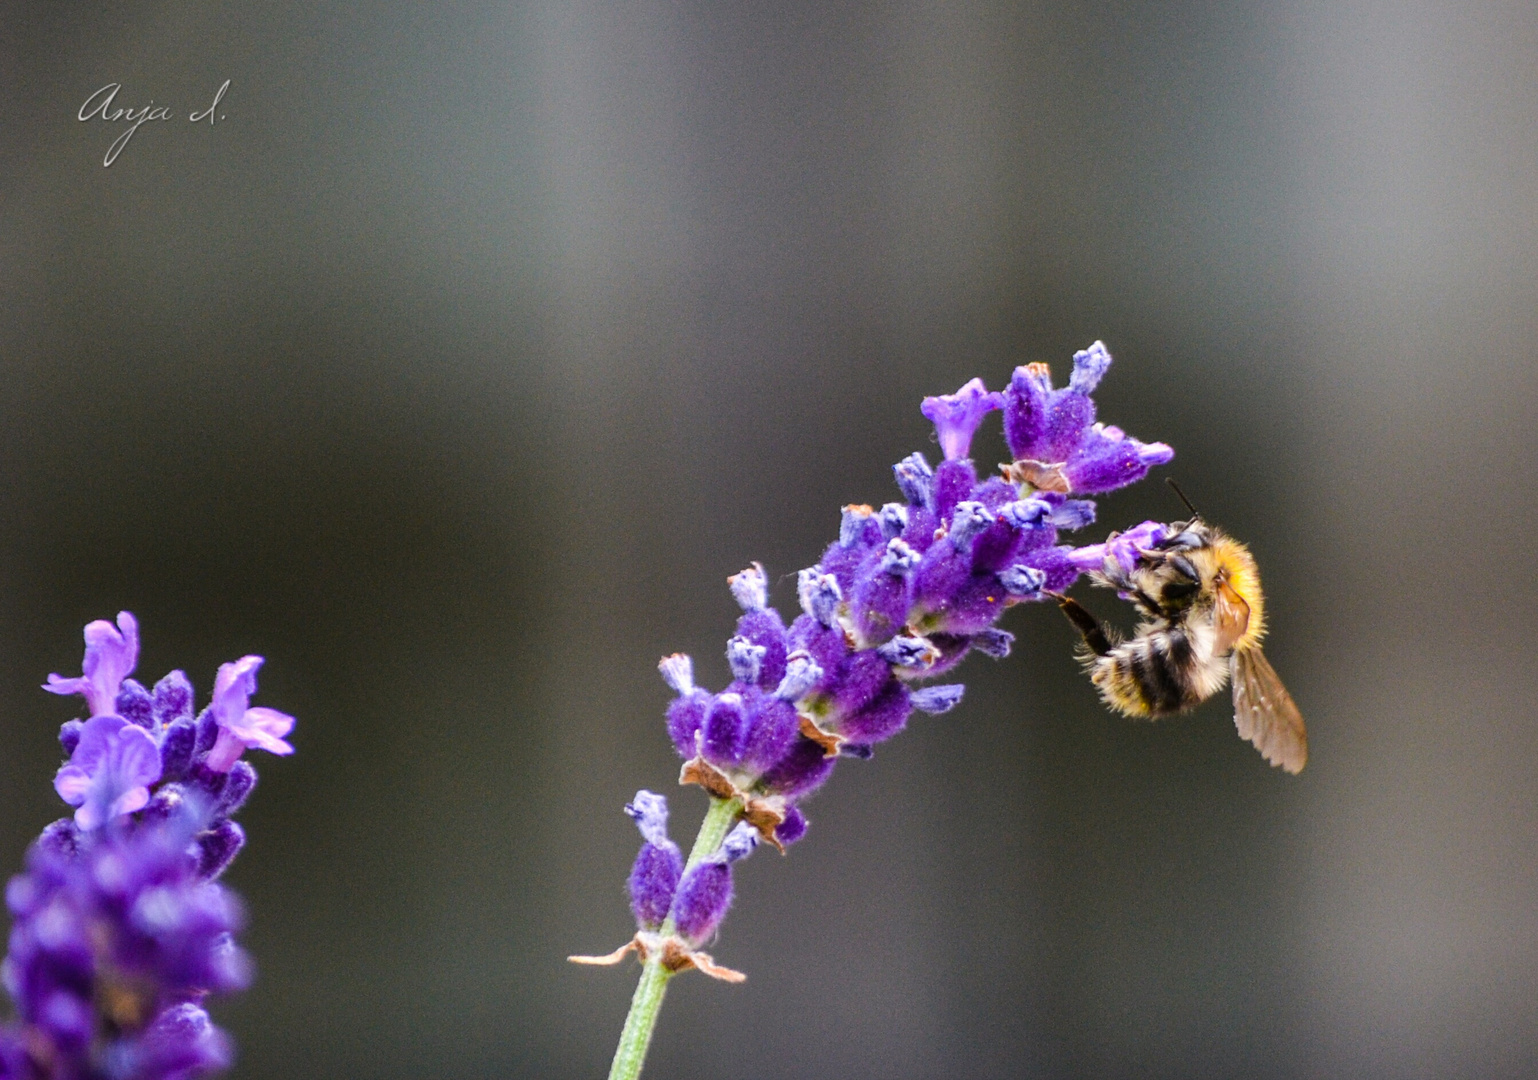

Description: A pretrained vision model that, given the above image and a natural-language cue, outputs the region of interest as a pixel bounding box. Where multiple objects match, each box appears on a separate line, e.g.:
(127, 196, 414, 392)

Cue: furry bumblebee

(1053, 500, 1307, 774)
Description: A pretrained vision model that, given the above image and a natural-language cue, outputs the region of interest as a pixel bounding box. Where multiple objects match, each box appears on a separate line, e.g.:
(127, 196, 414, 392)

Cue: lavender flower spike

(581, 348, 1179, 1080)
(52, 714, 162, 830)
(42, 610, 139, 718)
(202, 656, 296, 772)
(921, 377, 1003, 461)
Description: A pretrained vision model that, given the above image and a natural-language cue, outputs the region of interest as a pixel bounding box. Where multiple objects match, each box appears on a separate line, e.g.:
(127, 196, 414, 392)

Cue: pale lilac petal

(109, 786, 151, 819)
(56, 716, 161, 829)
(53, 766, 91, 806)
(70, 715, 130, 772)
(239, 707, 295, 744)
(112, 724, 162, 791)
(74, 800, 105, 832)
(211, 656, 263, 726)
(43, 675, 91, 698)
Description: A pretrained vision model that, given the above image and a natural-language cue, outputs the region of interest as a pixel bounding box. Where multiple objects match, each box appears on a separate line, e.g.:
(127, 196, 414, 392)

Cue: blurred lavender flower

(0, 614, 295, 1080)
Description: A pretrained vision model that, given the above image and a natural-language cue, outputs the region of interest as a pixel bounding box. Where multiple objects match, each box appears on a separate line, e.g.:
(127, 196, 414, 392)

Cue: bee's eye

(1169, 555, 1200, 582)
(1162, 580, 1199, 602)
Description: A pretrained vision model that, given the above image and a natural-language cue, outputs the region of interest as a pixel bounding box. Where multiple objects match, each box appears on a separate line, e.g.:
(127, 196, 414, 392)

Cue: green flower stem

(605, 795, 743, 1080)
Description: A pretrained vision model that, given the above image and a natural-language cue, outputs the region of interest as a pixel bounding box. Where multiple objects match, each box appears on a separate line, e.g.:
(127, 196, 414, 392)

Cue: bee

(1052, 485, 1307, 773)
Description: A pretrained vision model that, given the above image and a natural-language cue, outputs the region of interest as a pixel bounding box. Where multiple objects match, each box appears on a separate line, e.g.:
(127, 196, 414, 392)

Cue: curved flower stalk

(0, 615, 295, 1080)
(572, 342, 1174, 1080)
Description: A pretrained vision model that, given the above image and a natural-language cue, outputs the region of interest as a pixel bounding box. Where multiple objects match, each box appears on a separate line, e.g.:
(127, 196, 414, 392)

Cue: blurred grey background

(3, 2, 1537, 1077)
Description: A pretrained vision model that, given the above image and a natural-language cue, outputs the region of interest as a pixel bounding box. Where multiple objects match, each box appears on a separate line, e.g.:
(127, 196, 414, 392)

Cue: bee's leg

(1047, 593, 1113, 657)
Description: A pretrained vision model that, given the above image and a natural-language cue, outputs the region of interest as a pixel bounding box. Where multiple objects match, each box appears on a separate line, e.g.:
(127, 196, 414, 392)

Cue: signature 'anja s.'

(78, 79, 230, 167)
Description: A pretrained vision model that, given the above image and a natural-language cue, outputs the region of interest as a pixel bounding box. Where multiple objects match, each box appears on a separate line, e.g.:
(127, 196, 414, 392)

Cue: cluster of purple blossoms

(575, 342, 1172, 981)
(0, 613, 295, 1080)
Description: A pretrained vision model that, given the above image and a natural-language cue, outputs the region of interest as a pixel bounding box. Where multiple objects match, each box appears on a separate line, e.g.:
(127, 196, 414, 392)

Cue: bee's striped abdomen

(1090, 626, 1203, 717)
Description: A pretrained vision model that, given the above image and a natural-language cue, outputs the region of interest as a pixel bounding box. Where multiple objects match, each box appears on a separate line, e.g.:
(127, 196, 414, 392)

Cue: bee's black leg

(1047, 593, 1113, 657)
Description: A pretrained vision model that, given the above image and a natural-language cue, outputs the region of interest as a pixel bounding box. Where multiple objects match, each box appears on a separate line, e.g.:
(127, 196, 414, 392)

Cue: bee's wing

(1229, 647, 1307, 774)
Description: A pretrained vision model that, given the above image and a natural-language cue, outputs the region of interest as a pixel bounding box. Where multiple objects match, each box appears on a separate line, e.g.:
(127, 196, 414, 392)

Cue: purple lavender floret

(624, 793, 683, 930)
(43, 612, 139, 720)
(921, 378, 1003, 462)
(0, 613, 296, 1080)
(669, 823, 758, 947)
(1001, 342, 1173, 495)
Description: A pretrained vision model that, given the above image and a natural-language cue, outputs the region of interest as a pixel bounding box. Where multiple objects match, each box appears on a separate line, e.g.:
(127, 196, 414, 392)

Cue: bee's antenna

(1166, 478, 1201, 519)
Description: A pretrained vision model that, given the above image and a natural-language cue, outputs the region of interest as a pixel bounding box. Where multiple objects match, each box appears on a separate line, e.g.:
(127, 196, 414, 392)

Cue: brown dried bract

(1001, 458, 1071, 494)
(678, 756, 739, 801)
(569, 932, 745, 983)
(797, 714, 844, 758)
(678, 754, 788, 853)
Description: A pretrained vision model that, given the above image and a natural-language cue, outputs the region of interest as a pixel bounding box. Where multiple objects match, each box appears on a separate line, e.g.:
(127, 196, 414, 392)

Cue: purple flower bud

(157, 720, 194, 781)
(948, 501, 996, 545)
(877, 502, 909, 539)
(701, 694, 749, 767)
(910, 684, 965, 714)
(43, 611, 140, 719)
(671, 862, 733, 946)
(741, 694, 799, 773)
(666, 692, 710, 759)
(788, 613, 848, 679)
(58, 719, 83, 756)
(624, 790, 671, 844)
(1068, 519, 1168, 574)
(726, 636, 766, 685)
(879, 537, 920, 575)
(628, 843, 683, 929)
(735, 608, 789, 690)
(658, 653, 695, 695)
(728, 562, 769, 612)
(1000, 498, 1052, 530)
(1048, 499, 1097, 531)
(216, 761, 257, 816)
(721, 821, 759, 863)
(115, 679, 154, 729)
(839, 504, 878, 548)
(774, 651, 822, 701)
(921, 377, 1003, 461)
(1062, 426, 1174, 495)
(893, 452, 935, 511)
(1068, 340, 1114, 394)
(759, 736, 836, 798)
(933, 459, 980, 521)
(796, 567, 842, 627)
(876, 635, 940, 671)
(197, 820, 246, 879)
(195, 707, 219, 755)
(152, 670, 195, 728)
(775, 806, 809, 847)
(971, 628, 1014, 658)
(1000, 564, 1048, 597)
(841, 679, 912, 745)
(138, 1003, 234, 1080)
(624, 793, 683, 929)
